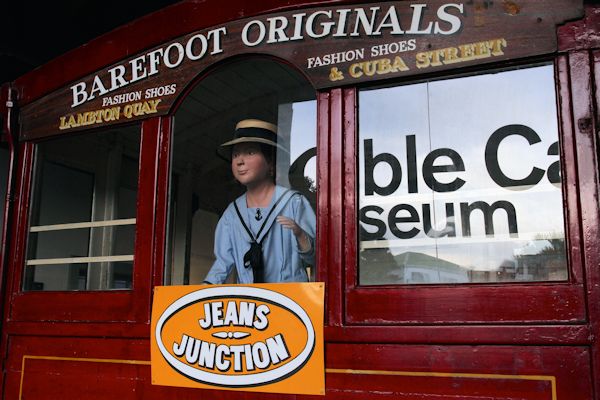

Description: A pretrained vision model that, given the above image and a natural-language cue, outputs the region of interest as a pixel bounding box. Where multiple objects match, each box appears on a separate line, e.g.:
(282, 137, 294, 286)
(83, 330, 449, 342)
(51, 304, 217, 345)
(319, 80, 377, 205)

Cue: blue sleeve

(204, 209, 235, 284)
(293, 194, 317, 265)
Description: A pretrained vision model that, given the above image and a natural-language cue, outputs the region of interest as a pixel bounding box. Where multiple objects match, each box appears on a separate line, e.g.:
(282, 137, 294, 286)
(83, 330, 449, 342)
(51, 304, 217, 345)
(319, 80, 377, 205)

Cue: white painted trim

(29, 218, 136, 232)
(26, 255, 134, 266)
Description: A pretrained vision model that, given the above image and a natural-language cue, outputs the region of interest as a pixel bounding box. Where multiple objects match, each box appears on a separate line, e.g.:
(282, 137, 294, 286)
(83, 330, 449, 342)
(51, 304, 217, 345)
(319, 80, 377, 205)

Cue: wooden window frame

(6, 119, 164, 323)
(333, 58, 588, 326)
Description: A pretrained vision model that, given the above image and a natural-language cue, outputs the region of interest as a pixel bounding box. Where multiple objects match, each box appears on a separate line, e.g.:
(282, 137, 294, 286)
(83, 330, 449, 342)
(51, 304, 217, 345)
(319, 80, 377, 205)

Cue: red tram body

(1, 0, 600, 398)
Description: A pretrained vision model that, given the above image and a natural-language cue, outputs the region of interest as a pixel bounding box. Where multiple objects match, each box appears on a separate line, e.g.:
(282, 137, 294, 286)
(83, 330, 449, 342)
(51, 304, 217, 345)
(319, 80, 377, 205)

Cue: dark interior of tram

(167, 58, 317, 284)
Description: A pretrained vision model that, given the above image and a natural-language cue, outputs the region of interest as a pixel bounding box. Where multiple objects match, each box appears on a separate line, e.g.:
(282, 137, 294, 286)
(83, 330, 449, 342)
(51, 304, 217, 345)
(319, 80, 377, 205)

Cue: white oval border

(155, 286, 316, 387)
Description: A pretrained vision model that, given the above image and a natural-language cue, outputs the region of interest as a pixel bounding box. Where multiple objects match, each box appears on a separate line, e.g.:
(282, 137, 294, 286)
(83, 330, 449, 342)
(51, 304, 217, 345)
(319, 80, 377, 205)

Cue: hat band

(233, 127, 278, 144)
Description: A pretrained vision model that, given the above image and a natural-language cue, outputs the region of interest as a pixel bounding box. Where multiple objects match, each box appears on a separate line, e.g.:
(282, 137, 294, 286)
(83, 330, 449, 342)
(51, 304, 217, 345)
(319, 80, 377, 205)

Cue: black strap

(233, 202, 255, 241)
(233, 189, 292, 244)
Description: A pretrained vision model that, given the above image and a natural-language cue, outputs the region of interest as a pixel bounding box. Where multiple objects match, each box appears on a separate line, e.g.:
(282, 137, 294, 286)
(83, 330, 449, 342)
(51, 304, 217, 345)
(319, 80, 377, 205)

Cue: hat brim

(220, 137, 279, 148)
(217, 137, 288, 161)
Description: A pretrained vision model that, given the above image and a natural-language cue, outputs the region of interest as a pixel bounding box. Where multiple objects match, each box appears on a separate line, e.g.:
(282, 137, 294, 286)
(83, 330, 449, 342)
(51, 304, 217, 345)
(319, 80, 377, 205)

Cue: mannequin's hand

(276, 216, 302, 236)
(277, 216, 311, 252)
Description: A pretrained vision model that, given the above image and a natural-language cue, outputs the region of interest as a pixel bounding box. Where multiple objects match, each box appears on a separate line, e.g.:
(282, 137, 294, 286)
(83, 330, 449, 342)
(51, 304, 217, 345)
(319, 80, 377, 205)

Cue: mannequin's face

(231, 142, 273, 188)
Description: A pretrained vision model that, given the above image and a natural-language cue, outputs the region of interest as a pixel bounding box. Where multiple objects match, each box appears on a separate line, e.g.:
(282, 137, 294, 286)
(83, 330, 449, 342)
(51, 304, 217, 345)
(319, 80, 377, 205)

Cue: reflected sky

(285, 100, 317, 184)
(358, 64, 566, 274)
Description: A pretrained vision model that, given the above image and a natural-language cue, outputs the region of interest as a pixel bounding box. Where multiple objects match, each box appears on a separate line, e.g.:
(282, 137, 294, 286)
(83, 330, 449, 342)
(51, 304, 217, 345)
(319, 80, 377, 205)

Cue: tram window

(358, 64, 568, 285)
(24, 126, 140, 291)
(165, 58, 317, 285)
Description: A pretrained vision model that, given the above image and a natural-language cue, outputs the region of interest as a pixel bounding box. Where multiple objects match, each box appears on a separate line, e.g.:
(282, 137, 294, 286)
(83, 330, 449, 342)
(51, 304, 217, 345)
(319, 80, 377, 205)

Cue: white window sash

(29, 218, 136, 233)
(26, 255, 134, 266)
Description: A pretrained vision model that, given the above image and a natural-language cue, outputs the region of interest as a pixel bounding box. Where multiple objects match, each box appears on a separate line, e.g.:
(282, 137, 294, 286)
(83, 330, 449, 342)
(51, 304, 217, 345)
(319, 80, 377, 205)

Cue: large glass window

(166, 58, 317, 285)
(358, 64, 566, 285)
(24, 126, 140, 291)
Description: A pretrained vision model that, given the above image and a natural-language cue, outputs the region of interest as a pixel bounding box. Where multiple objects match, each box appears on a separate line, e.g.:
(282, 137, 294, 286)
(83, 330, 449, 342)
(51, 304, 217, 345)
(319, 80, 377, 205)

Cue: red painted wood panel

(151, 117, 173, 290)
(346, 284, 585, 324)
(326, 89, 344, 328)
(324, 324, 590, 345)
(570, 48, 600, 400)
(2, 3, 600, 399)
(6, 335, 294, 399)
(558, 5, 600, 51)
(317, 91, 336, 326)
(0, 142, 30, 397)
(342, 87, 357, 320)
(132, 118, 163, 321)
(555, 55, 585, 286)
(342, 56, 588, 325)
(3, 336, 593, 399)
(0, 84, 18, 393)
(568, 49, 600, 399)
(6, 118, 161, 324)
(4, 321, 150, 339)
(10, 291, 139, 322)
(325, 343, 592, 399)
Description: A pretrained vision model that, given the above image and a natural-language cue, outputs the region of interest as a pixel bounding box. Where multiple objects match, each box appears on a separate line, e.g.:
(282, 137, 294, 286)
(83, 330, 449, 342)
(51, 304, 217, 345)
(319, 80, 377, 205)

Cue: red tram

(1, 0, 599, 398)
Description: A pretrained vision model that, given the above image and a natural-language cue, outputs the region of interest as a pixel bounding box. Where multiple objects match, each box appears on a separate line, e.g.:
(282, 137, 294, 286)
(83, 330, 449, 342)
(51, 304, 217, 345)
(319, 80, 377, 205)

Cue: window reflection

(358, 65, 567, 285)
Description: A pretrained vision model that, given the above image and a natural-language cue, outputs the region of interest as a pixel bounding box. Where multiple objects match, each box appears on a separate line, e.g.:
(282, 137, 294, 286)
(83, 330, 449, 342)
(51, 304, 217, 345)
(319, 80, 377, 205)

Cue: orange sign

(151, 283, 325, 395)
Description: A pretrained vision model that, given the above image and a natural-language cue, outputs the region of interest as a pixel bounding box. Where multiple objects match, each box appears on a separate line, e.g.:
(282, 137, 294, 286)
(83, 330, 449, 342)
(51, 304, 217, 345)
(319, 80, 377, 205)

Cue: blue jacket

(204, 186, 316, 284)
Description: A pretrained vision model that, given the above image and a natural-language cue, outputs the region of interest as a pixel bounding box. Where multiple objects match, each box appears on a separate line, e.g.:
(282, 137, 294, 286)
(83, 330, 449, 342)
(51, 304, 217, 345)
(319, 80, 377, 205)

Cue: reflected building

(361, 250, 470, 285)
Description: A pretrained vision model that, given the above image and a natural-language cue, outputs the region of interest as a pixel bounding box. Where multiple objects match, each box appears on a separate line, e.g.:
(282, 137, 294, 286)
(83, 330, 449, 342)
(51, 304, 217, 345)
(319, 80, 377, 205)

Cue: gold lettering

(377, 58, 392, 74)
(415, 52, 430, 68)
(58, 100, 162, 130)
(474, 41, 490, 58)
(87, 111, 96, 125)
(147, 99, 161, 113)
(489, 38, 507, 56)
(123, 104, 133, 118)
(349, 57, 410, 79)
(329, 67, 344, 81)
(92, 110, 102, 124)
(430, 50, 443, 67)
(59, 116, 68, 130)
(363, 61, 377, 77)
(460, 43, 474, 59)
(140, 101, 151, 115)
(443, 47, 460, 64)
(392, 56, 409, 72)
(349, 63, 363, 78)
(58, 106, 124, 130)
(132, 103, 142, 116)
(416, 38, 508, 70)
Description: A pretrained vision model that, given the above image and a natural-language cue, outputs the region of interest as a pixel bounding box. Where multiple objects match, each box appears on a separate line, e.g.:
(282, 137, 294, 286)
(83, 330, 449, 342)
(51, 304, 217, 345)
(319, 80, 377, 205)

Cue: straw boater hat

(218, 119, 286, 160)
